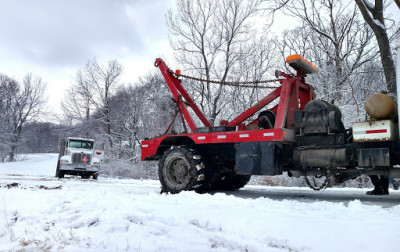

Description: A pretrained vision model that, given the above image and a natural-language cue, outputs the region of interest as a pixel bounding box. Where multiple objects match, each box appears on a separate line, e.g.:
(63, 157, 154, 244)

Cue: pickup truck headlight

(93, 161, 100, 165)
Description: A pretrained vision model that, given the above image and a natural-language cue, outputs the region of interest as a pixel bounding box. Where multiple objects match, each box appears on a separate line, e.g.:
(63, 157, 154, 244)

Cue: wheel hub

(167, 158, 190, 186)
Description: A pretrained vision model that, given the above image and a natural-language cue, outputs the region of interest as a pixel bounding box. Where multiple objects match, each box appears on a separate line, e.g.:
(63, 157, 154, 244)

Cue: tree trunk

(374, 29, 396, 94)
(355, 0, 396, 94)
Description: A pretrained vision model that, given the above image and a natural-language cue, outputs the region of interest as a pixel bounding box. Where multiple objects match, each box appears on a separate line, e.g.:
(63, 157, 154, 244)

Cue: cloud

(0, 0, 171, 68)
(0, 0, 174, 115)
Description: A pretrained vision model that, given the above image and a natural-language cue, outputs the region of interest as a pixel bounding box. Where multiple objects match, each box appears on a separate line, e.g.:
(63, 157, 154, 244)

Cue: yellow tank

(365, 93, 397, 119)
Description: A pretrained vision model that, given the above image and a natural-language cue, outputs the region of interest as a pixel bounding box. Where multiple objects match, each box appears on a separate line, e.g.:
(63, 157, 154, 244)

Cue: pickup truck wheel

(159, 146, 208, 194)
(92, 173, 99, 180)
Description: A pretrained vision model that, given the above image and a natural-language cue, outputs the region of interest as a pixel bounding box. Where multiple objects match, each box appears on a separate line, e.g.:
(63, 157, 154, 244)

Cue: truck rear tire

(229, 174, 251, 190)
(211, 171, 251, 191)
(159, 146, 208, 194)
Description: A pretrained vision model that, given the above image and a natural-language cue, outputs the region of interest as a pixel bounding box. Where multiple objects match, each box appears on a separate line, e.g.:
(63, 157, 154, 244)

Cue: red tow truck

(141, 55, 400, 194)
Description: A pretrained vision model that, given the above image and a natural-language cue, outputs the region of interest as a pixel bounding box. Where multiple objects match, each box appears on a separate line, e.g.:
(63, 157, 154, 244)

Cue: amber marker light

(285, 54, 318, 74)
(175, 69, 181, 75)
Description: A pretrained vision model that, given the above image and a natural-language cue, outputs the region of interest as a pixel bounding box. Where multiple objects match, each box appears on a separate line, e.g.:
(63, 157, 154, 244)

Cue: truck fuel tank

(293, 147, 350, 168)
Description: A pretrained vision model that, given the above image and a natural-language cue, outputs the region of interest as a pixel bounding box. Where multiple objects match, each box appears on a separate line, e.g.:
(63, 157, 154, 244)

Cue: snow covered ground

(0, 154, 399, 252)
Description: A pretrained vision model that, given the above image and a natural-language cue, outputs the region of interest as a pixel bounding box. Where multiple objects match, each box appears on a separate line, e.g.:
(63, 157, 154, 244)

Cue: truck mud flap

(357, 148, 390, 167)
(235, 142, 281, 176)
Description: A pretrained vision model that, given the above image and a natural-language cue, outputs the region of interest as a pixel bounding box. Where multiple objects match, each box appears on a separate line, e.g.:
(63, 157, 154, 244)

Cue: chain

(303, 166, 330, 191)
(305, 175, 330, 191)
(175, 73, 282, 89)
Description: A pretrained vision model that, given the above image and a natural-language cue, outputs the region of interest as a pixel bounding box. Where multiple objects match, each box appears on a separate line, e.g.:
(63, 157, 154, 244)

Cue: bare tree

(276, 0, 398, 94)
(107, 86, 143, 160)
(167, 0, 276, 126)
(62, 82, 92, 125)
(98, 72, 175, 178)
(275, 0, 380, 102)
(355, 0, 397, 94)
(105, 72, 175, 162)
(230, 34, 280, 116)
(62, 58, 123, 148)
(0, 75, 18, 161)
(0, 74, 47, 161)
(20, 122, 59, 154)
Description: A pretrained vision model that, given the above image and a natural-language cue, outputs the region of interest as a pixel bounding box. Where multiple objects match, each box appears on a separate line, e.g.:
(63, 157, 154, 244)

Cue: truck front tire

(159, 146, 208, 194)
(55, 162, 64, 178)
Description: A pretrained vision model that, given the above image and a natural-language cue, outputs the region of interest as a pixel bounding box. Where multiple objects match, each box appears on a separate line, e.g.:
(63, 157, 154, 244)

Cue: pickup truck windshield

(69, 140, 94, 149)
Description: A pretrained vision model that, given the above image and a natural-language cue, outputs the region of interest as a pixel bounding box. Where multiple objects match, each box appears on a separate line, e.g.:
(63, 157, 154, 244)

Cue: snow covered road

(0, 154, 399, 251)
(225, 185, 400, 208)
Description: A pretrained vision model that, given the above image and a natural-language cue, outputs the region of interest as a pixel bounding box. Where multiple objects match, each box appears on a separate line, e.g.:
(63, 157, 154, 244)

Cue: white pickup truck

(56, 137, 104, 179)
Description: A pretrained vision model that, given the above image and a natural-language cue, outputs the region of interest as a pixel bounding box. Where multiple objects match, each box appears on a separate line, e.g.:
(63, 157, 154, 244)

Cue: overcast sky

(0, 0, 174, 115)
(0, 1, 398, 118)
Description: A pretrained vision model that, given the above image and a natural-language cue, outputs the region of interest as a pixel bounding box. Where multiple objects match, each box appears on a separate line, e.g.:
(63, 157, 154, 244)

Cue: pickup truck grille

(72, 153, 92, 164)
